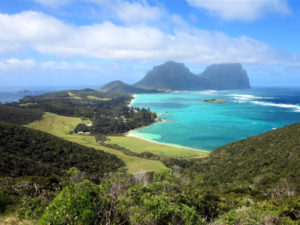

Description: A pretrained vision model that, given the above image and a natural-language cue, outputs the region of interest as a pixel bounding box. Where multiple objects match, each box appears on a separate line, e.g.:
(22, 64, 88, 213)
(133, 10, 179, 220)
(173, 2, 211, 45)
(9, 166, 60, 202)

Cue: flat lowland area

(108, 136, 209, 158)
(26, 112, 166, 173)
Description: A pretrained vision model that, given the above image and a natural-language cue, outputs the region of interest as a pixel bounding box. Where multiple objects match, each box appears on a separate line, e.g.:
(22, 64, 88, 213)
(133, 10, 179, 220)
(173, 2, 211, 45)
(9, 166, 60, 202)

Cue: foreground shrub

(117, 169, 204, 225)
(214, 206, 279, 225)
(17, 197, 49, 219)
(40, 180, 102, 225)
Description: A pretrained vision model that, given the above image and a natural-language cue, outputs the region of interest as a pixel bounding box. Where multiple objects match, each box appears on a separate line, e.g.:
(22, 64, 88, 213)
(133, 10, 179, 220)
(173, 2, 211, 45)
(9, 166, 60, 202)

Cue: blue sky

(0, 0, 299, 87)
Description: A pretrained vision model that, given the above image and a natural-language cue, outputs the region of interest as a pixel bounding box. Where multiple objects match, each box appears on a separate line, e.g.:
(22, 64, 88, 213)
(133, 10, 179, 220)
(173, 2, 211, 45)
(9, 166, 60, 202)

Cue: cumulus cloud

(0, 11, 299, 66)
(186, 0, 290, 21)
(114, 1, 161, 23)
(0, 58, 36, 70)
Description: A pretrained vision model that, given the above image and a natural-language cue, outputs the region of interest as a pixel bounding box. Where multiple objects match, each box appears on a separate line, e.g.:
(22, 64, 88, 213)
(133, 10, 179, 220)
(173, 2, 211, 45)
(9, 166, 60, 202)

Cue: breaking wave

(227, 94, 300, 112)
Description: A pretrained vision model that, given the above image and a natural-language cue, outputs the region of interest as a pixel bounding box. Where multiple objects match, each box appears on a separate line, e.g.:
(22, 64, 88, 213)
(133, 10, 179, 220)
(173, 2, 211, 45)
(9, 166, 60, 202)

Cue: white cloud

(0, 11, 299, 67)
(0, 58, 36, 70)
(114, 1, 161, 23)
(186, 0, 290, 21)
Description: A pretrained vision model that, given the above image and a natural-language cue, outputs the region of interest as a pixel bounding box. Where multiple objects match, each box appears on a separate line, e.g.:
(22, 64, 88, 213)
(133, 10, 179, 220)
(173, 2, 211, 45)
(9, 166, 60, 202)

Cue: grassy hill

(99, 80, 159, 94)
(107, 135, 209, 158)
(27, 112, 167, 173)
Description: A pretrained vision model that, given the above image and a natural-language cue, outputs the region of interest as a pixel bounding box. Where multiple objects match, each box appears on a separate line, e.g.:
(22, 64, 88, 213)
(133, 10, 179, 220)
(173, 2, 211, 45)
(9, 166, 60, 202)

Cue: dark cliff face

(134, 61, 209, 90)
(199, 63, 251, 90)
(134, 61, 251, 91)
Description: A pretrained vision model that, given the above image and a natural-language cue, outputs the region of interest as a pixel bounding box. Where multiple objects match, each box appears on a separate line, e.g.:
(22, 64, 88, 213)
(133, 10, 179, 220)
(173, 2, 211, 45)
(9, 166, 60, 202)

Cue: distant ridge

(99, 80, 159, 94)
(100, 61, 251, 93)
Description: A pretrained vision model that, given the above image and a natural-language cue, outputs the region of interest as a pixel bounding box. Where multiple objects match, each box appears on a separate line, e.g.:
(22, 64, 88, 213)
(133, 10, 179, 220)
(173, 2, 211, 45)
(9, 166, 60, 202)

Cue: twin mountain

(100, 61, 251, 94)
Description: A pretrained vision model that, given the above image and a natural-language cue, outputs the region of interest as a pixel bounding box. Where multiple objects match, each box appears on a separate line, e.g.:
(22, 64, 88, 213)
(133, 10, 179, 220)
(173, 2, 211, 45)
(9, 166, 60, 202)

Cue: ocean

(130, 87, 300, 151)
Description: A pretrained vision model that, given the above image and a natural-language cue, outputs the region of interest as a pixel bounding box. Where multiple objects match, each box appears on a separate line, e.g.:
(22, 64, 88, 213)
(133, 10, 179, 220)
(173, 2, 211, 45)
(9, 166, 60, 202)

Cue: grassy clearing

(26, 113, 166, 173)
(19, 103, 38, 107)
(87, 95, 112, 101)
(67, 91, 82, 100)
(108, 136, 209, 158)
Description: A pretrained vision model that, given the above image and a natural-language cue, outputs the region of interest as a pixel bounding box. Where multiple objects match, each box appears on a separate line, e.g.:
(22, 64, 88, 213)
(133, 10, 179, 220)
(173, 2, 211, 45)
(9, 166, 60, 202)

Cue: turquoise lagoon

(130, 88, 300, 151)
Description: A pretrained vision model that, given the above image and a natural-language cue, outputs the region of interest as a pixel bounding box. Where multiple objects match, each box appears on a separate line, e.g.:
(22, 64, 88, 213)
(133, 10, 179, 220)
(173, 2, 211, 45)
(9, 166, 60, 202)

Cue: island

(203, 99, 227, 103)
(100, 61, 251, 94)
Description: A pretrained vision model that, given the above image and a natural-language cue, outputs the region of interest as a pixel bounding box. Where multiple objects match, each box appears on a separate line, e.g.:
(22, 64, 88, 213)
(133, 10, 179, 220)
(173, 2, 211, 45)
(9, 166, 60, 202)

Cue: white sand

(126, 131, 209, 153)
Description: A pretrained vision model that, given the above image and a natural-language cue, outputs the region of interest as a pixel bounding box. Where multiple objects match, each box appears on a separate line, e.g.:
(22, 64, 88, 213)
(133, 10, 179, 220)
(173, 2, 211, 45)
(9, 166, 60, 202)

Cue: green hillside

(0, 105, 44, 125)
(0, 121, 124, 178)
(185, 122, 300, 192)
(99, 80, 159, 94)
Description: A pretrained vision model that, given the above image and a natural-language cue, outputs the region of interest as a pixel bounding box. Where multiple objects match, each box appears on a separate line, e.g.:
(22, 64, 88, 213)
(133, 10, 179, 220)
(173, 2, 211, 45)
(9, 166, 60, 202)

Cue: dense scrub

(39, 169, 299, 225)
(40, 170, 205, 225)
(0, 121, 124, 178)
(184, 122, 300, 192)
(0, 105, 43, 125)
(164, 122, 300, 224)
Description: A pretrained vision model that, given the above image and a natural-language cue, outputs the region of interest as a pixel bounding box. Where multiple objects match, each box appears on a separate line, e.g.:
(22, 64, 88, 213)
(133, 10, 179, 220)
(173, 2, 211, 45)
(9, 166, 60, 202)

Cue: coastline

(129, 94, 136, 106)
(128, 93, 209, 153)
(126, 130, 210, 153)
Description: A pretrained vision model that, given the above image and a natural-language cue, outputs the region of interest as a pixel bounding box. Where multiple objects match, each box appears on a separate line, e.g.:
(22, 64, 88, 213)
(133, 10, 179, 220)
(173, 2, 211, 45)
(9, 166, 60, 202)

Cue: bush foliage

(0, 121, 124, 178)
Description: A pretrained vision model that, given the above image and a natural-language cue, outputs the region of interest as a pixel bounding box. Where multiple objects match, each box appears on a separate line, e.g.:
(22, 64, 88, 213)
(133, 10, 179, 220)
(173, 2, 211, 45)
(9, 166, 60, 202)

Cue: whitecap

(251, 101, 300, 112)
(227, 94, 274, 103)
(198, 90, 217, 95)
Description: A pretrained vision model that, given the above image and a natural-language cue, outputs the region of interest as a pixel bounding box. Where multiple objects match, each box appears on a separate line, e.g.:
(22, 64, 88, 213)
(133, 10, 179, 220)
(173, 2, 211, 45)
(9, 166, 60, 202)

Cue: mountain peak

(199, 63, 251, 89)
(134, 61, 250, 91)
(135, 61, 204, 90)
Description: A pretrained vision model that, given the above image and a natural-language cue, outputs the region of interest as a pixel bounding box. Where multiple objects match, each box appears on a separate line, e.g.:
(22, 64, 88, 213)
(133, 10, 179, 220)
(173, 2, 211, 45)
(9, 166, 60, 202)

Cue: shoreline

(128, 93, 209, 153)
(129, 94, 136, 106)
(126, 131, 210, 153)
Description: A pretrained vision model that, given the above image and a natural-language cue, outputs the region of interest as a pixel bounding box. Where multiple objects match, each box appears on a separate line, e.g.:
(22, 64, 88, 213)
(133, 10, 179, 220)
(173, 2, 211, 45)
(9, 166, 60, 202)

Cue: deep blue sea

(131, 87, 300, 151)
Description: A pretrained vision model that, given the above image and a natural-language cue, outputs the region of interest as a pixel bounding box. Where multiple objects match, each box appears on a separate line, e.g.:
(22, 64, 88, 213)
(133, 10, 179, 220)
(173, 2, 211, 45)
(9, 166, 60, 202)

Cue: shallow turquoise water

(131, 88, 300, 151)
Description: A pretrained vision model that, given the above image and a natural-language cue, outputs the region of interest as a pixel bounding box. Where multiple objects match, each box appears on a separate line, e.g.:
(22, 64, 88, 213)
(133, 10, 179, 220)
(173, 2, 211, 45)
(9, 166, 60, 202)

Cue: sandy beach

(126, 131, 209, 153)
(128, 94, 136, 106)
